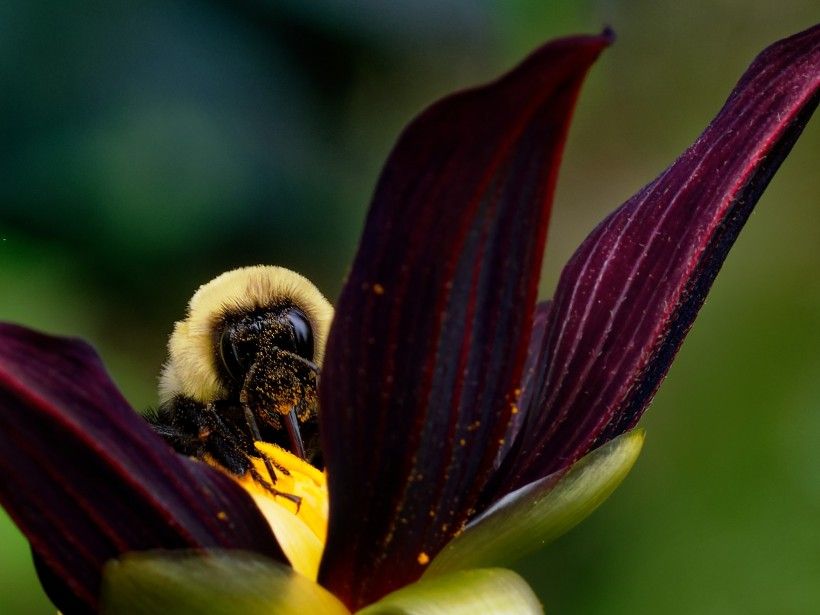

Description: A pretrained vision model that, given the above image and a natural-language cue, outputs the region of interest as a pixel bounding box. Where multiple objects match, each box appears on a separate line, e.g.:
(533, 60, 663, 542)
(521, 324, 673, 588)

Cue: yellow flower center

(217, 443, 328, 580)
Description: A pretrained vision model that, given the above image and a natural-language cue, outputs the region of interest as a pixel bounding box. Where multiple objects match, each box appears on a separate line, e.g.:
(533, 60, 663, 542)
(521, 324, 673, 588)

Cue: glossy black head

(217, 305, 314, 386)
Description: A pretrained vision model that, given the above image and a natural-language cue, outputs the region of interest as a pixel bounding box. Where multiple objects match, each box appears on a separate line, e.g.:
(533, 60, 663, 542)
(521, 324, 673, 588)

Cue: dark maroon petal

(491, 301, 551, 470)
(497, 24, 820, 494)
(318, 32, 611, 608)
(0, 324, 284, 613)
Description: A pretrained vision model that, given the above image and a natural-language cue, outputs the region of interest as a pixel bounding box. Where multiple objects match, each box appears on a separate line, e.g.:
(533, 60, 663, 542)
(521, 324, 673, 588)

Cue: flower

(1, 24, 818, 614)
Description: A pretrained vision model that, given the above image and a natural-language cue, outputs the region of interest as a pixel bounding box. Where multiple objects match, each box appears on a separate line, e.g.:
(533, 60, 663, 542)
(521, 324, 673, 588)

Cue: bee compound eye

(285, 309, 314, 361)
(219, 325, 249, 382)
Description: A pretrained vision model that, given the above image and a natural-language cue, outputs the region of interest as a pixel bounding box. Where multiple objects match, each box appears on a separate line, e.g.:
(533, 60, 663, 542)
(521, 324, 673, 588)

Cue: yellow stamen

(215, 443, 328, 581)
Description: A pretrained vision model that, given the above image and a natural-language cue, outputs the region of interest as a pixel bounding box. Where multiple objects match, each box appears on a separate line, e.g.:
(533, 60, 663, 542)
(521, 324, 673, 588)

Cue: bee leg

(283, 408, 306, 460)
(287, 361, 321, 466)
(205, 403, 302, 509)
(247, 465, 302, 511)
(295, 399, 323, 468)
(196, 402, 252, 475)
(239, 403, 301, 509)
(246, 437, 303, 510)
(241, 404, 283, 482)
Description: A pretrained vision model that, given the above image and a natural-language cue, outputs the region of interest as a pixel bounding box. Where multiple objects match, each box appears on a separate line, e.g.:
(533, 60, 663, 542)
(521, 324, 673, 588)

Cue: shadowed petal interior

(0, 324, 284, 613)
(489, 300, 551, 479)
(319, 31, 612, 609)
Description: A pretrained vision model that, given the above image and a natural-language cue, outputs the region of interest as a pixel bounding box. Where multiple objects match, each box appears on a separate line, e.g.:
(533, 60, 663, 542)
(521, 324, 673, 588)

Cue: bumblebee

(146, 266, 333, 497)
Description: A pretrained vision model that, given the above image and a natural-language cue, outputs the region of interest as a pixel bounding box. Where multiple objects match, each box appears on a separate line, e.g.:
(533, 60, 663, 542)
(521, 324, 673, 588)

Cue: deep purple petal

(0, 324, 285, 613)
(318, 32, 611, 608)
(496, 24, 820, 494)
(490, 301, 551, 472)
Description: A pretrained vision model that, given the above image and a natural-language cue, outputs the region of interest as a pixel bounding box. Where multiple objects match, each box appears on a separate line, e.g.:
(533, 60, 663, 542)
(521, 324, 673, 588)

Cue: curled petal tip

(495, 23, 818, 494)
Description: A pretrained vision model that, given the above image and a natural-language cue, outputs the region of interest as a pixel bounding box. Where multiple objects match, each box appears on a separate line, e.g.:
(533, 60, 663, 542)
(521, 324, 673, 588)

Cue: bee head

(217, 304, 314, 387)
(159, 266, 333, 406)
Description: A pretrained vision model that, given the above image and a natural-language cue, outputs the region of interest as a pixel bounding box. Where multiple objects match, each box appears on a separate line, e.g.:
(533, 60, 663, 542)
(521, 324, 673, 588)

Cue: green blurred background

(1, 1, 818, 612)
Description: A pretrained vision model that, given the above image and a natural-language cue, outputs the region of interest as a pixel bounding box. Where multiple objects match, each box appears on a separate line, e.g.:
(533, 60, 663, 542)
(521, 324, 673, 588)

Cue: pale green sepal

(356, 568, 542, 615)
(425, 429, 645, 577)
(100, 549, 350, 615)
